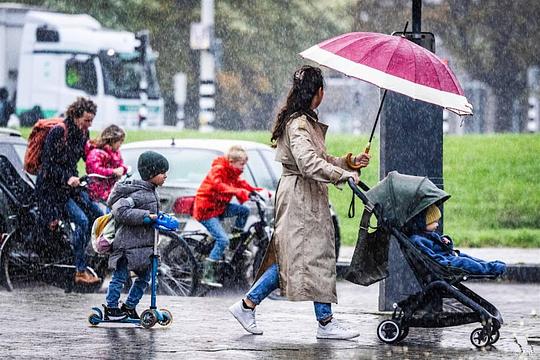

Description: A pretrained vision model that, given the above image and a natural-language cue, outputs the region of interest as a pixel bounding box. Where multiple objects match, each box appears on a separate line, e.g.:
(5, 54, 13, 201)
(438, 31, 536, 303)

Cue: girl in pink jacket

(85, 125, 127, 202)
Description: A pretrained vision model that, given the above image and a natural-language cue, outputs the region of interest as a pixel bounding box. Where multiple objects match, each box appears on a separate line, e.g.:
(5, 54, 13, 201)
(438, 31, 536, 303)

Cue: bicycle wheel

(0, 229, 41, 291)
(158, 233, 199, 296)
(237, 231, 269, 285)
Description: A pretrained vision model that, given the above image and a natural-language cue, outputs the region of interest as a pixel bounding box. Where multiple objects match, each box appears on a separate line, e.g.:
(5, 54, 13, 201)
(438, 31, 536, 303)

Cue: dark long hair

(270, 65, 323, 146)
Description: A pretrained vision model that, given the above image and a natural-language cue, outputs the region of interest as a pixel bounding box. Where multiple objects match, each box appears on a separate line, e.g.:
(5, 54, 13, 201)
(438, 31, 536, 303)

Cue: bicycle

(0, 155, 103, 292)
(77, 186, 270, 297)
(163, 191, 272, 295)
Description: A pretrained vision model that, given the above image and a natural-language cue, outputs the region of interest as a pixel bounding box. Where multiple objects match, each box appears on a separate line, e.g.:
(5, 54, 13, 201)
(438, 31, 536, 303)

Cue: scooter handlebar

(152, 212, 179, 231)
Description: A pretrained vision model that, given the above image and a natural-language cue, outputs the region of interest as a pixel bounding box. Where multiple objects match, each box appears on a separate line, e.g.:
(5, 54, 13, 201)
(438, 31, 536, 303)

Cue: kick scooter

(88, 213, 179, 328)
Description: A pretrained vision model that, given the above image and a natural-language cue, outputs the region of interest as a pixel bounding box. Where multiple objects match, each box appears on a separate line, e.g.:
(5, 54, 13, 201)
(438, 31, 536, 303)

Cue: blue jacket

(409, 231, 506, 275)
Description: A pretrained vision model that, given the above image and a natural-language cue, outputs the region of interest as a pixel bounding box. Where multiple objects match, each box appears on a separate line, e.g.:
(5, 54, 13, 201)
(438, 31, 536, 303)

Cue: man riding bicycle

(34, 97, 103, 285)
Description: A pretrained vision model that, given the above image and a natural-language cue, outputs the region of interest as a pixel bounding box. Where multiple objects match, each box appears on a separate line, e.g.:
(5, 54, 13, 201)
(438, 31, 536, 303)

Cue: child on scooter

(102, 150, 169, 320)
(193, 145, 266, 288)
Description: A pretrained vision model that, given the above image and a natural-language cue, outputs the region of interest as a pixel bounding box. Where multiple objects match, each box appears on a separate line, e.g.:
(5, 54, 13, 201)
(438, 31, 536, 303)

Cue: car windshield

(246, 149, 280, 191)
(122, 147, 221, 184)
(99, 52, 160, 99)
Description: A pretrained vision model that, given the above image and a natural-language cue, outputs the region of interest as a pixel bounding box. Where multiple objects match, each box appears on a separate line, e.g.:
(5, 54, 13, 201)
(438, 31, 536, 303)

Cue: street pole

(198, 0, 215, 132)
(378, 0, 444, 311)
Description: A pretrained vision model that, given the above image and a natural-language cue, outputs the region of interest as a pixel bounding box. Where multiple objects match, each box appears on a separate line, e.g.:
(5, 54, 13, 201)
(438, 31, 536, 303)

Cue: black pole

(378, 0, 444, 311)
(368, 89, 387, 144)
(412, 0, 421, 33)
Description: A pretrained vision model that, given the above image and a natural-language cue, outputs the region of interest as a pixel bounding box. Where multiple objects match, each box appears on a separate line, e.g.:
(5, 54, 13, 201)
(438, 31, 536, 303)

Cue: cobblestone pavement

(0, 281, 538, 359)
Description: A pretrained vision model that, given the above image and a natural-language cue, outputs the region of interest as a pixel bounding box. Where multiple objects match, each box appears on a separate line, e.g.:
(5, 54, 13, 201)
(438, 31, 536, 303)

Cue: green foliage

(10, 0, 356, 128)
(352, 0, 540, 132)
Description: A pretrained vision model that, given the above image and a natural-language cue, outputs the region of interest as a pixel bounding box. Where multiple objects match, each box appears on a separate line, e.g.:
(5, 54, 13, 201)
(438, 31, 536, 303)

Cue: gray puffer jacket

(107, 179, 159, 271)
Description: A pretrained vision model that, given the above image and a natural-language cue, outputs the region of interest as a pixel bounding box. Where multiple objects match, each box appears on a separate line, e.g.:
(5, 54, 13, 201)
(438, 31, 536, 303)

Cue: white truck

(0, 4, 164, 128)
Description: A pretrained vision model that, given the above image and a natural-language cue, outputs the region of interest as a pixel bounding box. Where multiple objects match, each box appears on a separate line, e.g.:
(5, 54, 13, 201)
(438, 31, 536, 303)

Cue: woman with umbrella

(228, 65, 370, 340)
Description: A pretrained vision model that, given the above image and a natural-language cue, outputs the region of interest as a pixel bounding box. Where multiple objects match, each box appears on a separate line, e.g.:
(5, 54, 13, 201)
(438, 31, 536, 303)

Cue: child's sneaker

(316, 319, 359, 340)
(228, 300, 263, 335)
(103, 305, 127, 321)
(121, 304, 140, 319)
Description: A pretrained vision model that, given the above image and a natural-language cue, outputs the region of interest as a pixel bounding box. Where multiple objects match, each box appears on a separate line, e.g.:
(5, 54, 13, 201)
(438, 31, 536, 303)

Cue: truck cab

(0, 5, 163, 128)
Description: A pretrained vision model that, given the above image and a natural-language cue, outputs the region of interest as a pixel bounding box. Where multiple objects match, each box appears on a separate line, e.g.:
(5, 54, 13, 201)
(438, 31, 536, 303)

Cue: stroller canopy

(366, 171, 450, 228)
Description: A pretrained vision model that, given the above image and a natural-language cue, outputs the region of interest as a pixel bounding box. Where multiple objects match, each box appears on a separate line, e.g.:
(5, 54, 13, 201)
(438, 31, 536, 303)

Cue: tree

(352, 0, 540, 132)
(11, 0, 356, 129)
(214, 0, 354, 130)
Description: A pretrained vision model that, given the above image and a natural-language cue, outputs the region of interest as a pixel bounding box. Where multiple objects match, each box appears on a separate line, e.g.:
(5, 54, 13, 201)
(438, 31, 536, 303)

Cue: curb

(336, 262, 540, 283)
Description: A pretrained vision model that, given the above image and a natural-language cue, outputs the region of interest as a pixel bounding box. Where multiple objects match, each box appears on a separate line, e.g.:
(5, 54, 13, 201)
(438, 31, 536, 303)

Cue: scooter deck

(88, 306, 140, 326)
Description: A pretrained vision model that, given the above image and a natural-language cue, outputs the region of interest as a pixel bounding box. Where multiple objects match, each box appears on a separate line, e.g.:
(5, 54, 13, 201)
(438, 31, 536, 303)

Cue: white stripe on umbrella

(300, 45, 473, 116)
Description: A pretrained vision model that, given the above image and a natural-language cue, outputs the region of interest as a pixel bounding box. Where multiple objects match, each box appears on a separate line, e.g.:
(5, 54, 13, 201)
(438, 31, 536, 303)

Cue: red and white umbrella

(300, 32, 473, 116)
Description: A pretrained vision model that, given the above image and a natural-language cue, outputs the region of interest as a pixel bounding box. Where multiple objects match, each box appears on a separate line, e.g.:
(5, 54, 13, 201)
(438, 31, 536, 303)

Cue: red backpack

(24, 118, 67, 175)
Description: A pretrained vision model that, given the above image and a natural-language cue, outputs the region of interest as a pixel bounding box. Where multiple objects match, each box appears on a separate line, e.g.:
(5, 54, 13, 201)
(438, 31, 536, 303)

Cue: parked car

(0, 128, 29, 235)
(120, 138, 342, 258)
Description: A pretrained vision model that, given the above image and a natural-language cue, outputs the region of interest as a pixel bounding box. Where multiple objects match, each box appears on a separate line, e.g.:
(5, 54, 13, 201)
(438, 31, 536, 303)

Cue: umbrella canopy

(300, 32, 473, 116)
(365, 171, 450, 228)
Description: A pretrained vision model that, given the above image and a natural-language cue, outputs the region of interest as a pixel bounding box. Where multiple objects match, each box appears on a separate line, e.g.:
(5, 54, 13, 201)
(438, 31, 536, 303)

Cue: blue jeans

(66, 191, 103, 271)
(200, 203, 250, 261)
(246, 263, 333, 321)
(106, 257, 151, 309)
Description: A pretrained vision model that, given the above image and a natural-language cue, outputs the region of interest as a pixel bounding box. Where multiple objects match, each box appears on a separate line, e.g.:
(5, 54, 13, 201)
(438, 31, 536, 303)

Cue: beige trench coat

(257, 113, 358, 304)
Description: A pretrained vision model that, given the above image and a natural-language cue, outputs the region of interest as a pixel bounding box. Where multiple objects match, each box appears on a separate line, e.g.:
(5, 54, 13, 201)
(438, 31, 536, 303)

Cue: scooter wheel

(158, 309, 173, 327)
(140, 309, 158, 329)
(88, 313, 101, 326)
(377, 319, 401, 344)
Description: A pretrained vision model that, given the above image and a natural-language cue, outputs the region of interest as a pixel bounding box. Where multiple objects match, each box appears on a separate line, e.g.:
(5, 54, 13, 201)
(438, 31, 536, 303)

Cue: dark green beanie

(138, 151, 169, 180)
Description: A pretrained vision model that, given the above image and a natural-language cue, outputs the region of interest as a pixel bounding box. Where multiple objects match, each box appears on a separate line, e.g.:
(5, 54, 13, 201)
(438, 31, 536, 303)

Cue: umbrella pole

(365, 89, 388, 154)
(346, 89, 388, 170)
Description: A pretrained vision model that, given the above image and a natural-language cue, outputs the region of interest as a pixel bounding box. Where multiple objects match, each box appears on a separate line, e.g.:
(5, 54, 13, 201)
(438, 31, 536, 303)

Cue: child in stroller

(406, 205, 506, 276)
(346, 171, 505, 348)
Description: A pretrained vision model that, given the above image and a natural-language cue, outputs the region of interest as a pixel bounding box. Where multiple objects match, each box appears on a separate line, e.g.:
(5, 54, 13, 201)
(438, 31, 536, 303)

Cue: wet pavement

(0, 280, 539, 359)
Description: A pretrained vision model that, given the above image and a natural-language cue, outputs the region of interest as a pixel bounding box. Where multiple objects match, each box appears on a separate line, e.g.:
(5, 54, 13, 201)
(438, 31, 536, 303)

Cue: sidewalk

(338, 246, 540, 282)
(1, 281, 538, 358)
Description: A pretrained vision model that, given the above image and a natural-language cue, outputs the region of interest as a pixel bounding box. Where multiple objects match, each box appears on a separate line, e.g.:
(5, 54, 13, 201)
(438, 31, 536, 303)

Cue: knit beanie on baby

(138, 151, 169, 181)
(425, 205, 441, 225)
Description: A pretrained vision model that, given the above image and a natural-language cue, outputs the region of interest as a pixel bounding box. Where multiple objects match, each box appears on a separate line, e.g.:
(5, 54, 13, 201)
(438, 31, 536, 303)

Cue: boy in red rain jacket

(193, 145, 264, 287)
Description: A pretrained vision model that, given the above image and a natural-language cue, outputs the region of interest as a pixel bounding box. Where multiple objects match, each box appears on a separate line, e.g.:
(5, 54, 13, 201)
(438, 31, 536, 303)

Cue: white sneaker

(316, 319, 360, 340)
(228, 300, 263, 335)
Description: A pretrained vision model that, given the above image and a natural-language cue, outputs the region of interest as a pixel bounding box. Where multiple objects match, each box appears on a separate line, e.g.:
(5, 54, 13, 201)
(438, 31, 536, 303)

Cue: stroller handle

(348, 177, 371, 205)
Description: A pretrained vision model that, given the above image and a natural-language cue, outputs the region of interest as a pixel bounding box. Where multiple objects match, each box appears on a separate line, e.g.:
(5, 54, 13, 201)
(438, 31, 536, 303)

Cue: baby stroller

(346, 171, 503, 348)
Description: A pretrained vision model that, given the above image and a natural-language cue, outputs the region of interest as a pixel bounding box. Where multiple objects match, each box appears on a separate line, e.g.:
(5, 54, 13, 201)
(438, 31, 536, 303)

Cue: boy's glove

(153, 212, 180, 231)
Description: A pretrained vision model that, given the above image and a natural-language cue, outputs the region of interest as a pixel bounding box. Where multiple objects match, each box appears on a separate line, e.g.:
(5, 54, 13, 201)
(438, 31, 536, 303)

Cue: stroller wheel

(397, 327, 409, 341)
(470, 328, 491, 347)
(489, 329, 500, 344)
(377, 319, 401, 344)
